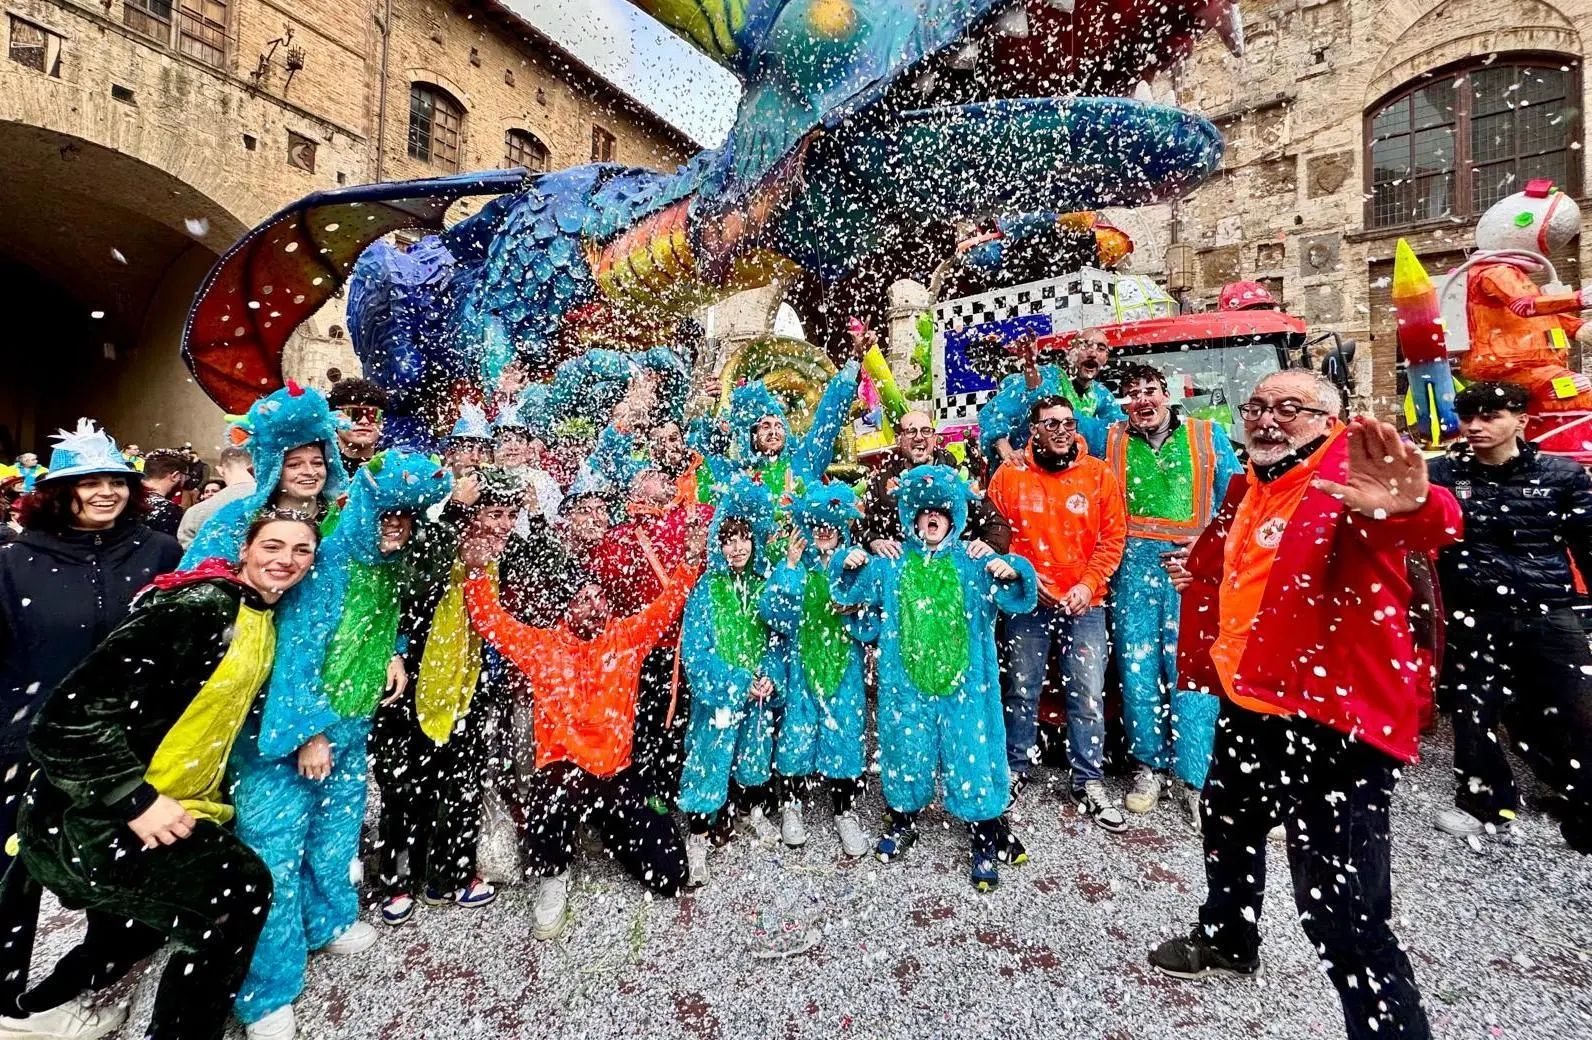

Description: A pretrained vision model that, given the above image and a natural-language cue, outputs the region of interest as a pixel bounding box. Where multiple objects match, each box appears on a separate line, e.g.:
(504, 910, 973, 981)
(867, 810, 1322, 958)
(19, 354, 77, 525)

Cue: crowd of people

(0, 322, 1587, 1040)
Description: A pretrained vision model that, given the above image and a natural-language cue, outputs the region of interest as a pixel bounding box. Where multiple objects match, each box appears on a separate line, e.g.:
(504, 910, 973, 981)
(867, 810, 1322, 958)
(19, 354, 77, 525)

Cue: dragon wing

(181, 169, 529, 413)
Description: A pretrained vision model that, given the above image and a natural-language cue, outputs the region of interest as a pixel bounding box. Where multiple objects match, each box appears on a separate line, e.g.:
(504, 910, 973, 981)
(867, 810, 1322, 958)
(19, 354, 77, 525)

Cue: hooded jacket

(1177, 433, 1463, 762)
(0, 520, 182, 756)
(180, 384, 349, 569)
(1428, 443, 1592, 613)
(859, 446, 1010, 550)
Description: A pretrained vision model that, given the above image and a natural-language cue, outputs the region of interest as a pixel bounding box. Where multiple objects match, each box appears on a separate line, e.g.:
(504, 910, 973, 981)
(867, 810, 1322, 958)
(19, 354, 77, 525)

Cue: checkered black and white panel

(931, 270, 1117, 430)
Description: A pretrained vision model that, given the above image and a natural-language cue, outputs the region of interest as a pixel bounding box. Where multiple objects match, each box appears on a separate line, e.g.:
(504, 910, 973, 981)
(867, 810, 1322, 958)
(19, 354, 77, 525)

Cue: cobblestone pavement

(33, 723, 1592, 1039)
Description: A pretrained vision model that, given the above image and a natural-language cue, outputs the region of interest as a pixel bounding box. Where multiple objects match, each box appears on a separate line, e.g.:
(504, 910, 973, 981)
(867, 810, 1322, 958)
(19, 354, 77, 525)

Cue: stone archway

(0, 121, 250, 459)
(1363, 0, 1581, 105)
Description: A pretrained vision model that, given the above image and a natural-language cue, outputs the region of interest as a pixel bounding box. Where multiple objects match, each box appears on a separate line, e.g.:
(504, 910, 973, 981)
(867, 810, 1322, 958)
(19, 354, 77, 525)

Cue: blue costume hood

(725, 380, 789, 465)
(789, 481, 863, 567)
(896, 464, 975, 551)
(335, 451, 454, 565)
(707, 475, 777, 577)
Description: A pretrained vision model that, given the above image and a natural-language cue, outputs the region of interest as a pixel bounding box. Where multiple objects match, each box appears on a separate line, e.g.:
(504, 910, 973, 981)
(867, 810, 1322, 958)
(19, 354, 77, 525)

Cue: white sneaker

(835, 813, 869, 858)
(318, 919, 377, 956)
(780, 804, 808, 847)
(1268, 824, 1286, 843)
(1435, 807, 1485, 837)
(0, 997, 128, 1040)
(1074, 780, 1128, 834)
(1184, 785, 1203, 835)
(685, 834, 711, 888)
(245, 1004, 296, 1040)
(1125, 767, 1163, 814)
(743, 806, 781, 844)
(532, 872, 571, 940)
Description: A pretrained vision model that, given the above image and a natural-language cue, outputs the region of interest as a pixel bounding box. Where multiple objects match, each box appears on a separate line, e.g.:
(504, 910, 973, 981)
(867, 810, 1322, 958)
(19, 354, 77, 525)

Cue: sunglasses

(1035, 417, 1077, 432)
(340, 405, 383, 424)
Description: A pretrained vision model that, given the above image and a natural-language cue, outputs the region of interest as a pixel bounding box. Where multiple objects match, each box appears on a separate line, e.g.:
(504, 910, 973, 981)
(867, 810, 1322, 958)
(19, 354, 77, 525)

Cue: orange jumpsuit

(1460, 262, 1590, 411)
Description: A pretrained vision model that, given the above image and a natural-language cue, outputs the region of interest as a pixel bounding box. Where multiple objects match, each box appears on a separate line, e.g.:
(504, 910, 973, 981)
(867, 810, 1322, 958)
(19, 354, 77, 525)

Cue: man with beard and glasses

(859, 409, 1009, 560)
(987, 396, 1127, 831)
(980, 329, 1126, 474)
(1149, 371, 1460, 1040)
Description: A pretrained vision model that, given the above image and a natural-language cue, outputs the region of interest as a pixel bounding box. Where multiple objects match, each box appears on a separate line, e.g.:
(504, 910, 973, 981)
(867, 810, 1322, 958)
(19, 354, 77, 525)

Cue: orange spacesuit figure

(1458, 180, 1592, 412)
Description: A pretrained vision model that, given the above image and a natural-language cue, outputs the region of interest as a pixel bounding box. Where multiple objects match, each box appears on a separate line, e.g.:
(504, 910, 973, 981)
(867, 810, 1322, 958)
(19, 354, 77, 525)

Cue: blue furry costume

(829, 466, 1037, 826)
(1079, 412, 1241, 791)
(230, 452, 451, 1025)
(710, 363, 860, 493)
(677, 478, 783, 818)
(180, 384, 348, 570)
(763, 483, 875, 785)
(977, 364, 1125, 459)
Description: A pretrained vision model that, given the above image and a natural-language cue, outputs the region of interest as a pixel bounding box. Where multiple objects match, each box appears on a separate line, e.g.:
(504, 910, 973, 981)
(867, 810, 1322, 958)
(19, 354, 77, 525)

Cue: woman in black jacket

(0, 421, 181, 875)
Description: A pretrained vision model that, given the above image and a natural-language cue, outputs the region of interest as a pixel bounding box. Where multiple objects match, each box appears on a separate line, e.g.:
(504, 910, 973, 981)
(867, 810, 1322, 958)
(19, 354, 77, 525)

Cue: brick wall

(1165, 0, 1592, 416)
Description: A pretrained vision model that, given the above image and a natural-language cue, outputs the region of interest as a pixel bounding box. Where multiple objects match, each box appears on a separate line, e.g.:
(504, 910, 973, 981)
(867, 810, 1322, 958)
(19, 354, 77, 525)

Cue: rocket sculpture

(1393, 239, 1458, 446)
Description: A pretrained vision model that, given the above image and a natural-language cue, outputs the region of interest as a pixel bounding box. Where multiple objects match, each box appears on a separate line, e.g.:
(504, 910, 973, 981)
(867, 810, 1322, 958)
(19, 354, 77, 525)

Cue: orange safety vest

(1104, 418, 1219, 542)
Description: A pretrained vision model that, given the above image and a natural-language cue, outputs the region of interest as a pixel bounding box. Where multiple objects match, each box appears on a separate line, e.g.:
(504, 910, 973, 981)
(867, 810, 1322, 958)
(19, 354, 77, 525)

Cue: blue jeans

(1002, 605, 1108, 785)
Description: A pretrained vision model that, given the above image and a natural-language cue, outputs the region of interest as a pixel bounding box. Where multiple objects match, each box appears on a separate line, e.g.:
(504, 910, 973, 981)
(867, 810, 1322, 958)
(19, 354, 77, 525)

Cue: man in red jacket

(1149, 371, 1461, 1040)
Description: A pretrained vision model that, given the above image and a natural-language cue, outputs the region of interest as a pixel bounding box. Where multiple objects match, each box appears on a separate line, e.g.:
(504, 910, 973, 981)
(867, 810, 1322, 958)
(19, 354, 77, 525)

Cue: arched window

(504, 129, 549, 172)
(1366, 55, 1580, 230)
(408, 83, 463, 170)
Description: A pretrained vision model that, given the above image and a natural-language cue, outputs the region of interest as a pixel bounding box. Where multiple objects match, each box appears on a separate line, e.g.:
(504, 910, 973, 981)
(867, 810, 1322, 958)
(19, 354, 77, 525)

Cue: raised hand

(786, 533, 808, 568)
(984, 557, 1017, 581)
(843, 547, 870, 571)
(1311, 416, 1430, 519)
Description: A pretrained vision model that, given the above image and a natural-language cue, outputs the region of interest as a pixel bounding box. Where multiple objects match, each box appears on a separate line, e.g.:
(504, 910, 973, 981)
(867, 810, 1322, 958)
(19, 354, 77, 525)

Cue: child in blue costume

(231, 452, 452, 1040)
(830, 465, 1039, 891)
(762, 482, 876, 857)
(181, 383, 348, 568)
(677, 477, 783, 887)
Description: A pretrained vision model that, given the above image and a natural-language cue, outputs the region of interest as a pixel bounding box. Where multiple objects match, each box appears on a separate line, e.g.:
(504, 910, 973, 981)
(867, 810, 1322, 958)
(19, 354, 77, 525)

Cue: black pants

(1199, 704, 1429, 1040)
(521, 762, 686, 896)
(633, 643, 689, 803)
(1441, 607, 1592, 851)
(371, 690, 489, 899)
(0, 756, 30, 878)
(5, 818, 270, 1040)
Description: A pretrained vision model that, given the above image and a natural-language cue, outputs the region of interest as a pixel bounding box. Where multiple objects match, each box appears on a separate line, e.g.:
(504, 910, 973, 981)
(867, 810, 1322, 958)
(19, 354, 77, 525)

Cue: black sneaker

(1149, 928, 1261, 980)
(1009, 773, 1029, 805)
(874, 818, 918, 863)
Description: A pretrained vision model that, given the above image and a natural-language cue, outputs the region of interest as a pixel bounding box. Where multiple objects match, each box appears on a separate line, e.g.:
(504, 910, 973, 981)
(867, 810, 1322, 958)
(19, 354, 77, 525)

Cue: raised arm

(464, 569, 554, 680)
(616, 562, 702, 651)
(759, 560, 807, 637)
(795, 360, 862, 480)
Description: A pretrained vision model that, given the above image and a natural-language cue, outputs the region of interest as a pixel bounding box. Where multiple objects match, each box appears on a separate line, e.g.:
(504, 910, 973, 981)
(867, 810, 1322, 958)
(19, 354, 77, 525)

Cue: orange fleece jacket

(464, 562, 700, 776)
(987, 444, 1127, 606)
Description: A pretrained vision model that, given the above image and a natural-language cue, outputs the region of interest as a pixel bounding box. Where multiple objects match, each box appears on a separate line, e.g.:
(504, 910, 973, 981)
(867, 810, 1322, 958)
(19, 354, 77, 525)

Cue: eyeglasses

(1124, 386, 1164, 401)
(897, 426, 935, 438)
(1034, 417, 1077, 432)
(340, 405, 383, 424)
(1237, 400, 1330, 423)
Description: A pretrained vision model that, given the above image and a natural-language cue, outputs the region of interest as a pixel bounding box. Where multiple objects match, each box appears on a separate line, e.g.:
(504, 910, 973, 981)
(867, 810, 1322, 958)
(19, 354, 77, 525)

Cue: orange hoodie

(987, 444, 1127, 606)
(464, 563, 700, 776)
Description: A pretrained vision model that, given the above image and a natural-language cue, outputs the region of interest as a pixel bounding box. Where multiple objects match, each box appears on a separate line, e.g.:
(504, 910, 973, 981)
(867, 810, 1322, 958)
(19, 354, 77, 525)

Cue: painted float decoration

(1398, 180, 1592, 460)
(177, 0, 1239, 446)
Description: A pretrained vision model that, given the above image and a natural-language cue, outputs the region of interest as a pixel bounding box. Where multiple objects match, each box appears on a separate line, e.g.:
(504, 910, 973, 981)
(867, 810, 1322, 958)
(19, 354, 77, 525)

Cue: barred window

(591, 125, 615, 163)
(408, 83, 463, 170)
(504, 129, 549, 172)
(1366, 56, 1579, 230)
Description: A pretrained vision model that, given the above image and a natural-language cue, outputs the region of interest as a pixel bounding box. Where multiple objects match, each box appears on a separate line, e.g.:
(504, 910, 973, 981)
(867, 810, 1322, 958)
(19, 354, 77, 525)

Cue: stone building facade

(1, 0, 691, 458)
(1154, 0, 1592, 416)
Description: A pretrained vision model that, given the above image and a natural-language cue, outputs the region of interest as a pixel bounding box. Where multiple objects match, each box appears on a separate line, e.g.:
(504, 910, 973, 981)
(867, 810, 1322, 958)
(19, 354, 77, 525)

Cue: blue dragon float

(181, 0, 1242, 446)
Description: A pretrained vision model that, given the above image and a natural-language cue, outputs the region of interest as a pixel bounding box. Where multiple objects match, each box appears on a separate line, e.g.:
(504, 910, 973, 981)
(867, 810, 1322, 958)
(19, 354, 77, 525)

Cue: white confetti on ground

(28, 722, 1592, 1039)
